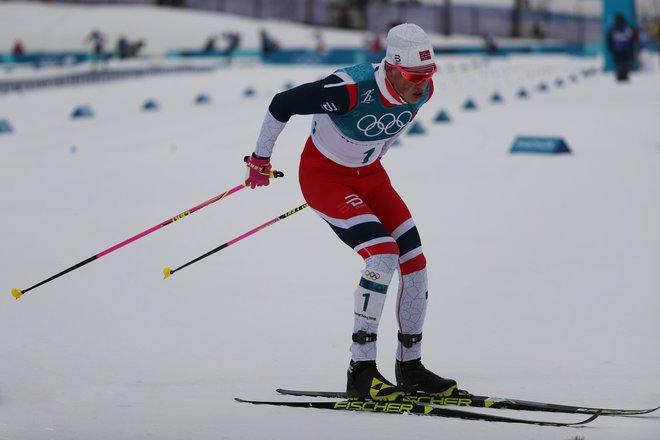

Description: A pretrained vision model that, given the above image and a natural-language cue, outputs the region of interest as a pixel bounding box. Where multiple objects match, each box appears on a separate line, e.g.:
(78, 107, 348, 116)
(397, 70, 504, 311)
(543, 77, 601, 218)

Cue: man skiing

(244, 23, 458, 402)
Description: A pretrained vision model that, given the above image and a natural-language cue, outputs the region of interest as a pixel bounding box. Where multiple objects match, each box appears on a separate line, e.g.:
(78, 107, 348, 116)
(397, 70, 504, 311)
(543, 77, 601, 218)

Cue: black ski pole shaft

(163, 203, 308, 279)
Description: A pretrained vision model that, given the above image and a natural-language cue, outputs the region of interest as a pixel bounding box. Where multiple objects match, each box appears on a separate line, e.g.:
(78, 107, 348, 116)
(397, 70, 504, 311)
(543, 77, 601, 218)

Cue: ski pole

(11, 171, 283, 300)
(163, 203, 308, 279)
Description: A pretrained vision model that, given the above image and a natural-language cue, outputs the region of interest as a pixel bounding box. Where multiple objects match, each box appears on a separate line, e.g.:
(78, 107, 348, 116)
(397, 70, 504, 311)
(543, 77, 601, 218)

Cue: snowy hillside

(0, 2, 490, 55)
(1, 4, 660, 440)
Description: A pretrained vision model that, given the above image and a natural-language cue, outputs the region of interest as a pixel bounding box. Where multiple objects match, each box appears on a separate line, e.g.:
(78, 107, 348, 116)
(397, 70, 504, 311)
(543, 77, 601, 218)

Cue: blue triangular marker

(463, 98, 478, 110)
(71, 105, 94, 119)
(407, 121, 426, 135)
(143, 99, 159, 111)
(195, 93, 211, 105)
(0, 119, 13, 134)
(434, 110, 451, 123)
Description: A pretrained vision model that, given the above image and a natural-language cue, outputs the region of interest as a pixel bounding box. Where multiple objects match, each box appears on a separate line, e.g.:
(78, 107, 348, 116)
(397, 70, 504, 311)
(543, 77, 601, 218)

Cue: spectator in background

(223, 32, 241, 58)
(12, 39, 25, 56)
(365, 32, 383, 53)
(314, 29, 326, 55)
(364, 32, 383, 63)
(260, 29, 280, 56)
(117, 36, 145, 59)
(483, 33, 498, 55)
(607, 13, 637, 82)
(203, 35, 218, 53)
(532, 22, 546, 39)
(118, 36, 129, 58)
(86, 29, 106, 69)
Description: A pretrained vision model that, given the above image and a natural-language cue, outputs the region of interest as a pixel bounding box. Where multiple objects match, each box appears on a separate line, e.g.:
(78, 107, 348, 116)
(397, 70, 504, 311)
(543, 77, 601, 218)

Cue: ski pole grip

(243, 155, 284, 179)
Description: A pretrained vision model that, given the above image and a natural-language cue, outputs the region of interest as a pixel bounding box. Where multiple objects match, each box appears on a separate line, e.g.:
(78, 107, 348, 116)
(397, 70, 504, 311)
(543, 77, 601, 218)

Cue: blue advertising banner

(510, 136, 571, 154)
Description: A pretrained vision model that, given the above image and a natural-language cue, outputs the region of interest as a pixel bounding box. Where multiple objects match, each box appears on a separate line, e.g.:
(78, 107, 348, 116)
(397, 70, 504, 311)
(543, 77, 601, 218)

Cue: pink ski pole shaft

(163, 203, 308, 279)
(11, 173, 282, 299)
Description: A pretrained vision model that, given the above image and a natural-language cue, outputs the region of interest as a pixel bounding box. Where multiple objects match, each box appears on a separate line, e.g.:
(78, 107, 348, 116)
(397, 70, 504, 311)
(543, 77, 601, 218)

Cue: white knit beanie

(385, 23, 435, 70)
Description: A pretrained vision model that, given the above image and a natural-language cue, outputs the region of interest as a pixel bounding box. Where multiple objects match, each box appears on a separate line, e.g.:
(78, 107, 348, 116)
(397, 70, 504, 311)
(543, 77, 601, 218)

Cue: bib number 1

(362, 147, 375, 164)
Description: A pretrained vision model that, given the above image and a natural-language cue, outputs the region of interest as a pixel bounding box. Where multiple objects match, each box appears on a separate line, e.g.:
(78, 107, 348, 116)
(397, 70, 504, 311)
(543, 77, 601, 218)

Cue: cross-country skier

(244, 23, 458, 401)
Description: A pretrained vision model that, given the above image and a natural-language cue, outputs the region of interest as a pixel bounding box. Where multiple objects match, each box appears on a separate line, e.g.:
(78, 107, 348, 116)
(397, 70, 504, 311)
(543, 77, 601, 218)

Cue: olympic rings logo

(356, 111, 412, 138)
(364, 271, 381, 280)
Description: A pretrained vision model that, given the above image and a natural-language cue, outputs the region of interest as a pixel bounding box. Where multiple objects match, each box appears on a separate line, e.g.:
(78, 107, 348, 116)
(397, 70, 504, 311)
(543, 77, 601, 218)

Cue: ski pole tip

(163, 267, 172, 279)
(11, 288, 24, 299)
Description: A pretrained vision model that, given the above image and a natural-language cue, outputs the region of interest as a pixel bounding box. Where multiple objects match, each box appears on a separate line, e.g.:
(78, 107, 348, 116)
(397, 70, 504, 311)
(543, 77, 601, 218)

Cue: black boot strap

(398, 332, 423, 348)
(352, 331, 377, 345)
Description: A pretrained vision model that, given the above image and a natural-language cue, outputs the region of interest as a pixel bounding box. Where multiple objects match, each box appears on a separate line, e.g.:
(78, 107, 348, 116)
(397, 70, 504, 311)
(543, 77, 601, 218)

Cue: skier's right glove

(244, 154, 273, 189)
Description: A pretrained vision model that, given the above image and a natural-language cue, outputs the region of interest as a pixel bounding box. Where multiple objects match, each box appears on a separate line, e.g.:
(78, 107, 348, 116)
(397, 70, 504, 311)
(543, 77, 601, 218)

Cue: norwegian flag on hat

(385, 23, 435, 68)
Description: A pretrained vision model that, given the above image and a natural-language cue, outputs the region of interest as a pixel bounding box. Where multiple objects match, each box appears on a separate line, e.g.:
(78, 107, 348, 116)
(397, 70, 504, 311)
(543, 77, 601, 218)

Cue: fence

(184, 0, 329, 24)
(366, 4, 602, 43)
(43, 0, 603, 43)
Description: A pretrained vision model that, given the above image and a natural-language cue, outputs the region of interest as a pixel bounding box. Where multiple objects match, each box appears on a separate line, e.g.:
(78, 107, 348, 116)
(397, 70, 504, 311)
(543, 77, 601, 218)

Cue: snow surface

(1, 4, 660, 440)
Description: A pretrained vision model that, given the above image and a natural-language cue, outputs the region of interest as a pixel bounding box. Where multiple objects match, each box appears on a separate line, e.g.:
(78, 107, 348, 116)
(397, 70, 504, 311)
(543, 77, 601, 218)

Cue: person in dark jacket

(607, 13, 637, 82)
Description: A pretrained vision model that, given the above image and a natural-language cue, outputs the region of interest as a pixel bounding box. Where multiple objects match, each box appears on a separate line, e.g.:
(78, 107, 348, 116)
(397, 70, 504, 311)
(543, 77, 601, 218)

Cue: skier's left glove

(244, 154, 278, 189)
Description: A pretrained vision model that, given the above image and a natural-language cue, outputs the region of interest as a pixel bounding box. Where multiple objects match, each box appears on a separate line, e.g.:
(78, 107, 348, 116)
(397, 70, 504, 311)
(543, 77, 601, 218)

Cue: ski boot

(347, 360, 406, 401)
(395, 358, 458, 396)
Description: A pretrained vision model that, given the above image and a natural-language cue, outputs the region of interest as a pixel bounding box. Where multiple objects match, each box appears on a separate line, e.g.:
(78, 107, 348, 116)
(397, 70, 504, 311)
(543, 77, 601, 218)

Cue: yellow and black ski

(275, 388, 660, 416)
(236, 397, 598, 426)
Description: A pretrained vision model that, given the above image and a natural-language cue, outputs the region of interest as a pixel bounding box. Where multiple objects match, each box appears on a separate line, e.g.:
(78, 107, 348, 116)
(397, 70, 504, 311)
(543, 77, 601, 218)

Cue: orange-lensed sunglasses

(387, 62, 437, 84)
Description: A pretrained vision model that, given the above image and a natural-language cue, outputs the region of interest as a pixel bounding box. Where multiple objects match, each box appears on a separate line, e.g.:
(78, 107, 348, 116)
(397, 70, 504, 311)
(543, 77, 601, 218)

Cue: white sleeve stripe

(323, 71, 355, 88)
(324, 82, 350, 88)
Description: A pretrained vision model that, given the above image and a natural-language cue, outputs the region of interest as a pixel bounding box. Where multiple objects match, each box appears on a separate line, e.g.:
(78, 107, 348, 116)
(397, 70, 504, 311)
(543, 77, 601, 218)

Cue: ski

(275, 388, 660, 416)
(235, 397, 598, 427)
